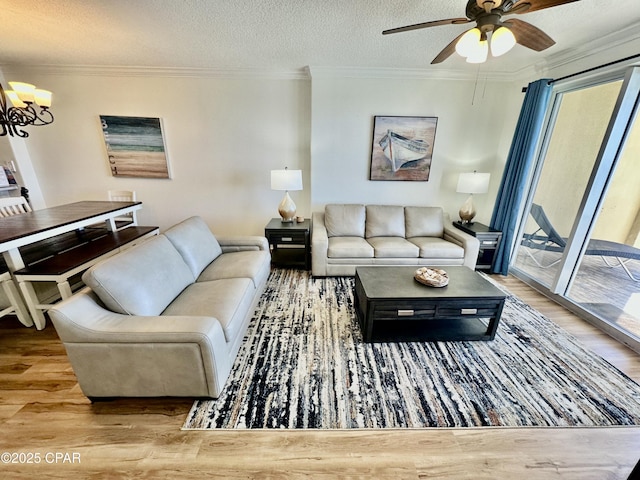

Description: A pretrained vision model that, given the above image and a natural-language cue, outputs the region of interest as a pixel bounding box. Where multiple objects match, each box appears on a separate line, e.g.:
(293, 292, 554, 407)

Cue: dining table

(0, 200, 143, 272)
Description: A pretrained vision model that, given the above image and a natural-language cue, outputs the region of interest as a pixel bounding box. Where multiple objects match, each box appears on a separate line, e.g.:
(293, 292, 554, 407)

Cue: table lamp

(271, 167, 303, 222)
(456, 171, 490, 224)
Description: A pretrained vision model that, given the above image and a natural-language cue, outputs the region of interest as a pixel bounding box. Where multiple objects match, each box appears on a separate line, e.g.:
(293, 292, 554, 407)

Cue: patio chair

(521, 203, 640, 281)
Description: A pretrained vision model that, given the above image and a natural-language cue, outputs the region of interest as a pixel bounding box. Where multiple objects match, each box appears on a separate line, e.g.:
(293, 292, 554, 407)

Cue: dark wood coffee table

(354, 266, 506, 342)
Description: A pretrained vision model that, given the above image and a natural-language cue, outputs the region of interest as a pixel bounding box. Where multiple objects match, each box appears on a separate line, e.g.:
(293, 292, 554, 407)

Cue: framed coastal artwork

(369, 115, 438, 181)
(100, 115, 171, 178)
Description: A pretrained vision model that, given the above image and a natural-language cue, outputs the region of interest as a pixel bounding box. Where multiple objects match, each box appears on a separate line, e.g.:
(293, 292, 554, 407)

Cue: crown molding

(306, 65, 513, 82)
(0, 64, 311, 80)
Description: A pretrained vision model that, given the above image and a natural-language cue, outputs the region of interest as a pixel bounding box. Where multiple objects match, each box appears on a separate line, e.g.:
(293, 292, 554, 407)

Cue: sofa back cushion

(163, 216, 222, 278)
(405, 206, 444, 238)
(365, 205, 405, 238)
(325, 204, 366, 237)
(82, 235, 195, 316)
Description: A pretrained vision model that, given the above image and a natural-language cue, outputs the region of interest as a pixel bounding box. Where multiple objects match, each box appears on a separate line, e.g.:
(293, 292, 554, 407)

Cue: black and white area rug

(183, 269, 640, 429)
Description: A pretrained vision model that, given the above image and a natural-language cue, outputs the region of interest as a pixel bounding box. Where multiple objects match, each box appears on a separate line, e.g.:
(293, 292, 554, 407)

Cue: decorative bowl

(414, 267, 449, 287)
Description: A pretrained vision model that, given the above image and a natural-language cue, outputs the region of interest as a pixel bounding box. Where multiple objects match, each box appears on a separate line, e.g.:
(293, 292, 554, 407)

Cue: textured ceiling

(1, 0, 639, 75)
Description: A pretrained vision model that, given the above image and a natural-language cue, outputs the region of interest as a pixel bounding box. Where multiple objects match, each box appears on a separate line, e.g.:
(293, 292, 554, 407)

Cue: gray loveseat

(312, 204, 479, 276)
(49, 216, 271, 400)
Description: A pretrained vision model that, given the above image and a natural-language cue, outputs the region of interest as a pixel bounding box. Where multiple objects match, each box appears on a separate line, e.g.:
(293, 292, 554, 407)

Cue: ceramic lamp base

(278, 191, 296, 222)
(459, 194, 476, 224)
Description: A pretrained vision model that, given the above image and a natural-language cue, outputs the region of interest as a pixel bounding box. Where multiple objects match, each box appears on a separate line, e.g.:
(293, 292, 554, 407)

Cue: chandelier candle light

(271, 167, 303, 223)
(0, 81, 54, 137)
(457, 171, 490, 224)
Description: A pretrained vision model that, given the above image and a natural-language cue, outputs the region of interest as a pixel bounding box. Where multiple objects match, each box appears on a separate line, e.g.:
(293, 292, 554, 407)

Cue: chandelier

(0, 81, 53, 137)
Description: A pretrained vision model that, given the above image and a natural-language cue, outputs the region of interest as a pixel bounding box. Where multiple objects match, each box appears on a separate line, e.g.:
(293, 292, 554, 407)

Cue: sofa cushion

(325, 204, 366, 237)
(365, 205, 405, 238)
(164, 216, 223, 278)
(367, 237, 419, 258)
(197, 250, 271, 288)
(405, 207, 444, 238)
(162, 278, 255, 343)
(327, 237, 374, 258)
(409, 237, 465, 259)
(82, 235, 195, 316)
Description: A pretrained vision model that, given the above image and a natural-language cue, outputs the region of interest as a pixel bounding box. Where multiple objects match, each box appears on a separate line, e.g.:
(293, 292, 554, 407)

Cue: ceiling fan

(382, 0, 581, 64)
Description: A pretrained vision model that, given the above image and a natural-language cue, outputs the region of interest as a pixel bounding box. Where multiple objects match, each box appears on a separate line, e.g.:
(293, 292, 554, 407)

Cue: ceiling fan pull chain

(471, 64, 482, 106)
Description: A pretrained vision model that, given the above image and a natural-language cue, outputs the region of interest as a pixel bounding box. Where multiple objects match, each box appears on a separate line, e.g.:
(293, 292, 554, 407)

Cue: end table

(453, 221, 502, 272)
(264, 218, 311, 270)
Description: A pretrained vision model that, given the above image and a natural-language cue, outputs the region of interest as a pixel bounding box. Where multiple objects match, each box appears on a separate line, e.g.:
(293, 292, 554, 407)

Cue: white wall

(2, 66, 526, 233)
(309, 71, 523, 224)
(2, 70, 311, 235)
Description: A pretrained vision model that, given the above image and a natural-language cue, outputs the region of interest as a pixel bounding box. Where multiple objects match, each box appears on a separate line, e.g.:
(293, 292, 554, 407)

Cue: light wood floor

(1, 274, 640, 479)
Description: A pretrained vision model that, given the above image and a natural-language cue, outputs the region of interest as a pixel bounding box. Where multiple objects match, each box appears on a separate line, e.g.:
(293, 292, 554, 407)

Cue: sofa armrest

(217, 235, 269, 252)
(443, 216, 480, 269)
(311, 212, 328, 276)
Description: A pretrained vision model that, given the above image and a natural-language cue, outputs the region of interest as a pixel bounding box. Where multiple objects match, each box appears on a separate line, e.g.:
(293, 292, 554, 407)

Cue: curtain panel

(490, 79, 553, 275)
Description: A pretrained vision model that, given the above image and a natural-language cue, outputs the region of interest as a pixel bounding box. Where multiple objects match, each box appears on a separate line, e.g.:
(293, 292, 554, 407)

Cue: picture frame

(369, 115, 438, 181)
(100, 115, 171, 178)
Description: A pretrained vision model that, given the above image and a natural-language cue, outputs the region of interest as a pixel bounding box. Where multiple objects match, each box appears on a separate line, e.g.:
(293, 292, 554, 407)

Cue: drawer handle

(398, 309, 414, 316)
(282, 237, 293, 242)
(461, 308, 478, 315)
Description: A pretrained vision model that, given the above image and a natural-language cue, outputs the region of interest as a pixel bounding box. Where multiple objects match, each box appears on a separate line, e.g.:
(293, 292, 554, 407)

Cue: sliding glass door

(512, 66, 640, 350)
(567, 107, 640, 339)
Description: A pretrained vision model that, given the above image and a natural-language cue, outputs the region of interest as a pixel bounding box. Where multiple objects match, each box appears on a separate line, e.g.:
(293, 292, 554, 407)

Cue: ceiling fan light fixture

(455, 28, 481, 58)
(466, 38, 488, 63)
(491, 26, 516, 57)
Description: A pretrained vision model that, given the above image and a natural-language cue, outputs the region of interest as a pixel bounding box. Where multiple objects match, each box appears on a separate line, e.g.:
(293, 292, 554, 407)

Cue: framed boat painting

(100, 115, 171, 178)
(369, 115, 437, 181)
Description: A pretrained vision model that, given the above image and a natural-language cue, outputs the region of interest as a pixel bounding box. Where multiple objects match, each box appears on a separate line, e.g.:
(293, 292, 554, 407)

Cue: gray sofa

(48, 216, 271, 400)
(312, 204, 479, 276)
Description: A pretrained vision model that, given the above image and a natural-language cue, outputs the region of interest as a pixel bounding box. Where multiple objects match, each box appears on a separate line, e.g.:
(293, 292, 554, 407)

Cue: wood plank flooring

(1, 274, 640, 479)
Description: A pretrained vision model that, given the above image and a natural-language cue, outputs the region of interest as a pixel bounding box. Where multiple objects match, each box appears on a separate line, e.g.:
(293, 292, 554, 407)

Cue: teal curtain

(490, 79, 553, 275)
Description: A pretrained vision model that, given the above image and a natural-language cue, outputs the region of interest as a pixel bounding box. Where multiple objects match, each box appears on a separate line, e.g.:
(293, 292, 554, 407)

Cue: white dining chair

(107, 190, 137, 230)
(0, 271, 33, 327)
(0, 196, 32, 217)
(0, 197, 34, 326)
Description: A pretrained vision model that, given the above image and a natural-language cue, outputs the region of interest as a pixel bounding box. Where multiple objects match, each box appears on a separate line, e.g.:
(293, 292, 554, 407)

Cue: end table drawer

(269, 233, 306, 244)
(480, 239, 499, 247)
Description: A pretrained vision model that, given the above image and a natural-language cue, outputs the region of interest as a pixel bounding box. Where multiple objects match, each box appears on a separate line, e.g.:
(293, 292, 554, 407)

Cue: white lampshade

(491, 26, 516, 57)
(457, 172, 490, 194)
(5, 90, 27, 108)
(466, 38, 489, 64)
(34, 89, 53, 108)
(455, 28, 481, 58)
(271, 169, 303, 191)
(9, 82, 36, 103)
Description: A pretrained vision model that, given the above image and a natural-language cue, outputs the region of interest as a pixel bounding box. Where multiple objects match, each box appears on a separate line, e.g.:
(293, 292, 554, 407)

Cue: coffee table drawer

(373, 303, 437, 321)
(437, 300, 503, 318)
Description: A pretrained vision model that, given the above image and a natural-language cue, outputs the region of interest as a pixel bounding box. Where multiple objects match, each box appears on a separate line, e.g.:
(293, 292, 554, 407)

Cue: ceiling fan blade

(504, 18, 555, 51)
(383, 18, 471, 35)
(511, 0, 580, 14)
(431, 30, 468, 64)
